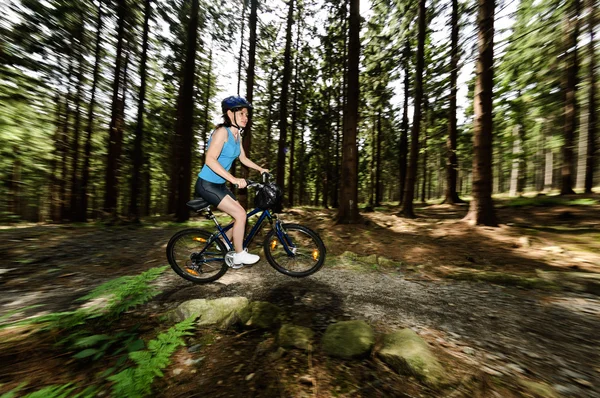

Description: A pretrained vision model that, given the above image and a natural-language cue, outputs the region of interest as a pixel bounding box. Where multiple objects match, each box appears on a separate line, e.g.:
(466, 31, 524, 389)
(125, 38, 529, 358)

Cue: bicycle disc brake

(225, 250, 244, 269)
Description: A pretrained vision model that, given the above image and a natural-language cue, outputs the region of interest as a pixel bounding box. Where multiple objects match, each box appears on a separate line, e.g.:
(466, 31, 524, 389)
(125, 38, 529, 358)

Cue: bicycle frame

(208, 207, 296, 256)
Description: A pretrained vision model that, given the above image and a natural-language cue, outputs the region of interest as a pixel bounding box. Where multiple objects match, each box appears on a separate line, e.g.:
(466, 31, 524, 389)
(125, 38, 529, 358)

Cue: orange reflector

(186, 268, 199, 276)
(193, 237, 207, 243)
(270, 239, 277, 250)
(312, 250, 319, 261)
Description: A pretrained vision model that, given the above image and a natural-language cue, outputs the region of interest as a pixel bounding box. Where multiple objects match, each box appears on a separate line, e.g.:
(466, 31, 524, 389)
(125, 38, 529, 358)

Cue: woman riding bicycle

(195, 96, 269, 266)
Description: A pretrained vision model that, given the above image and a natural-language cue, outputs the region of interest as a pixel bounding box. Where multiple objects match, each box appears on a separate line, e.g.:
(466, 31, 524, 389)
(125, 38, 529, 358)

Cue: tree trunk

(240, 0, 257, 208)
(443, 0, 463, 204)
(544, 149, 554, 191)
(464, 0, 498, 226)
(175, 0, 199, 222)
(375, 111, 382, 206)
(337, 0, 361, 223)
(400, 0, 426, 218)
(398, 41, 410, 206)
(50, 94, 64, 222)
(288, 16, 303, 208)
(517, 111, 526, 194)
(69, 14, 85, 221)
(265, 68, 275, 170)
(584, 0, 596, 193)
(276, 0, 295, 202)
(333, 94, 341, 209)
(509, 125, 522, 197)
(60, 56, 74, 222)
(237, 0, 248, 95)
(8, 146, 21, 217)
(299, 118, 307, 205)
(369, 119, 375, 208)
(103, 0, 127, 218)
(421, 129, 427, 204)
(560, 0, 580, 195)
(202, 48, 213, 164)
(143, 153, 151, 216)
(79, 0, 103, 222)
(129, 0, 151, 222)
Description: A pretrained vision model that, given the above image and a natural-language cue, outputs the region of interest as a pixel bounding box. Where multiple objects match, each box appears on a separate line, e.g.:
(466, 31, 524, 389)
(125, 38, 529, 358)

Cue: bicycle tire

(263, 223, 326, 277)
(166, 228, 228, 283)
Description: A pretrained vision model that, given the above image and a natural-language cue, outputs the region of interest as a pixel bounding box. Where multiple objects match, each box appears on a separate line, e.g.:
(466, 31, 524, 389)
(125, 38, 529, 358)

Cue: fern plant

(79, 265, 168, 320)
(0, 266, 168, 334)
(0, 383, 96, 398)
(108, 317, 196, 397)
(72, 328, 145, 365)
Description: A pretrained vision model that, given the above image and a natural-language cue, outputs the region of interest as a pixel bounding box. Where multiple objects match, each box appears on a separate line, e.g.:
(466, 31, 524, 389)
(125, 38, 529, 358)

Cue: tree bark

(276, 0, 295, 202)
(375, 111, 382, 206)
(129, 0, 151, 222)
(175, 0, 199, 222)
(288, 16, 302, 208)
(69, 13, 85, 221)
(103, 0, 127, 218)
(60, 56, 74, 222)
(443, 0, 463, 204)
(50, 93, 64, 222)
(584, 0, 596, 193)
(560, 0, 580, 195)
(400, 0, 426, 218)
(8, 146, 22, 217)
(337, 0, 361, 223)
(509, 125, 522, 197)
(79, 0, 103, 222)
(240, 0, 258, 208)
(464, 0, 498, 226)
(237, 0, 248, 95)
(398, 41, 409, 206)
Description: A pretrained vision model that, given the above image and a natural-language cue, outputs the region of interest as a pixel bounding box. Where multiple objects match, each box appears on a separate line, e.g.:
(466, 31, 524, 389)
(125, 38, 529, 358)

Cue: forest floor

(0, 194, 599, 397)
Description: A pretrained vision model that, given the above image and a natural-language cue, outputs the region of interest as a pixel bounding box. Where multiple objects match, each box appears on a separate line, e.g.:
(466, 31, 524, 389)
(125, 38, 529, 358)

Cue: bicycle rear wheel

(166, 229, 228, 283)
(263, 223, 326, 277)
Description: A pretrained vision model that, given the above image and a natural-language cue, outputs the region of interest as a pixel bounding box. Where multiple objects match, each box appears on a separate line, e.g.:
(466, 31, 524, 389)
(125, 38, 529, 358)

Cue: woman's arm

(239, 145, 269, 175)
(204, 128, 246, 187)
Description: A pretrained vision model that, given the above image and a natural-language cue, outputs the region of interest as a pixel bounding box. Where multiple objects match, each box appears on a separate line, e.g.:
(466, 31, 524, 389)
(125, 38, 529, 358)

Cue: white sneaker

(233, 249, 260, 265)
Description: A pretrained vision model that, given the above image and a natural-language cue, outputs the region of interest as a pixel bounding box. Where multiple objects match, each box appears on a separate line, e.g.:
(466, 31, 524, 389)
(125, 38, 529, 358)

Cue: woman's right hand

(232, 177, 247, 189)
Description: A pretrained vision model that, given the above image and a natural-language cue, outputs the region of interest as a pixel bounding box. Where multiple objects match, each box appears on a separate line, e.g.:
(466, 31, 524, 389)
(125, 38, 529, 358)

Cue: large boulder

(377, 328, 446, 387)
(169, 297, 249, 327)
(237, 301, 283, 329)
(278, 324, 314, 350)
(322, 320, 375, 359)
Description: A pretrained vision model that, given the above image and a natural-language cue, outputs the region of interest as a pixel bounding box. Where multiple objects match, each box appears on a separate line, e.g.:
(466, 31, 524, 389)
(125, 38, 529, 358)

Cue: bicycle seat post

(199, 206, 221, 229)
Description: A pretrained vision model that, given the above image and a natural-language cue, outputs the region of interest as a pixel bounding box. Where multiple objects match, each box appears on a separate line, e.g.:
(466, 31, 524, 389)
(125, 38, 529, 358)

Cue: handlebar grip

(234, 179, 251, 189)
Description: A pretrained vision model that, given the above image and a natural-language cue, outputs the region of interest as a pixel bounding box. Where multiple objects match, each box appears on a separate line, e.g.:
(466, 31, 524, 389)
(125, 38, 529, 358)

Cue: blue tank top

(198, 127, 241, 184)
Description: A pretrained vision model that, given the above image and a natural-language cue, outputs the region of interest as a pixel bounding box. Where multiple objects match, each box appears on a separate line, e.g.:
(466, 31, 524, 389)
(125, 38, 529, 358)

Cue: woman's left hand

(259, 167, 270, 175)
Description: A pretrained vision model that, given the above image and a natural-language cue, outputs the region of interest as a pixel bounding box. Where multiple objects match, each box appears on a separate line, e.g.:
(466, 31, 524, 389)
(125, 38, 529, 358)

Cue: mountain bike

(166, 175, 326, 283)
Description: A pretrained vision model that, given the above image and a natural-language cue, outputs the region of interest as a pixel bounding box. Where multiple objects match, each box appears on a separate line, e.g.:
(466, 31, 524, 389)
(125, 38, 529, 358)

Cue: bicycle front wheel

(263, 223, 326, 277)
(166, 229, 228, 283)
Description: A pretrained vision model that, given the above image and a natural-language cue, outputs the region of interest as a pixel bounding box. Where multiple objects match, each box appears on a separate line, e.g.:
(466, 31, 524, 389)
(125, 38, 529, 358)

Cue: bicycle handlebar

(234, 172, 273, 189)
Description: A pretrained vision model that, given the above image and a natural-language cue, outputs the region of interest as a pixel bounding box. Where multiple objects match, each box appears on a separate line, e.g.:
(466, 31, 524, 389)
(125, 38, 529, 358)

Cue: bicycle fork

(273, 221, 297, 256)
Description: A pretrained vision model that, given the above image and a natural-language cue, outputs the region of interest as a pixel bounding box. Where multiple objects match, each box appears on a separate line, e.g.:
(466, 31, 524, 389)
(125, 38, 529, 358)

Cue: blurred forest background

(0, 0, 597, 226)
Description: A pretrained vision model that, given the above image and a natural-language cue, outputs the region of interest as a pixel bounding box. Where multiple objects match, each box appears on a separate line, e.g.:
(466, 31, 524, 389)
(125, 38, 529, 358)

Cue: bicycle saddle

(186, 198, 210, 211)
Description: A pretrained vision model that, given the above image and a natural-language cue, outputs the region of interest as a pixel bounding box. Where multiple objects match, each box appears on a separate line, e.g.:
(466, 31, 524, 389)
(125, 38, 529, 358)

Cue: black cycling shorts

(194, 178, 237, 207)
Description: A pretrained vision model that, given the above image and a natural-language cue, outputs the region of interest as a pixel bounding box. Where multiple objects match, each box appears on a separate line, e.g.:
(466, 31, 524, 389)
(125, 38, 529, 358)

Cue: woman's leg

(216, 195, 247, 253)
(196, 179, 234, 243)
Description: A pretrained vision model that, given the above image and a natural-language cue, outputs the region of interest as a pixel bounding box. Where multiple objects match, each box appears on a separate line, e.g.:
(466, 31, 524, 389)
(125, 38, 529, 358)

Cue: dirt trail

(1, 202, 599, 397)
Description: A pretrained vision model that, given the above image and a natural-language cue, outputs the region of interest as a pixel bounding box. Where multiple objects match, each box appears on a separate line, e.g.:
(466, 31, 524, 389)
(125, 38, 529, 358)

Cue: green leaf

(73, 348, 100, 359)
(73, 334, 111, 348)
(127, 339, 145, 352)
